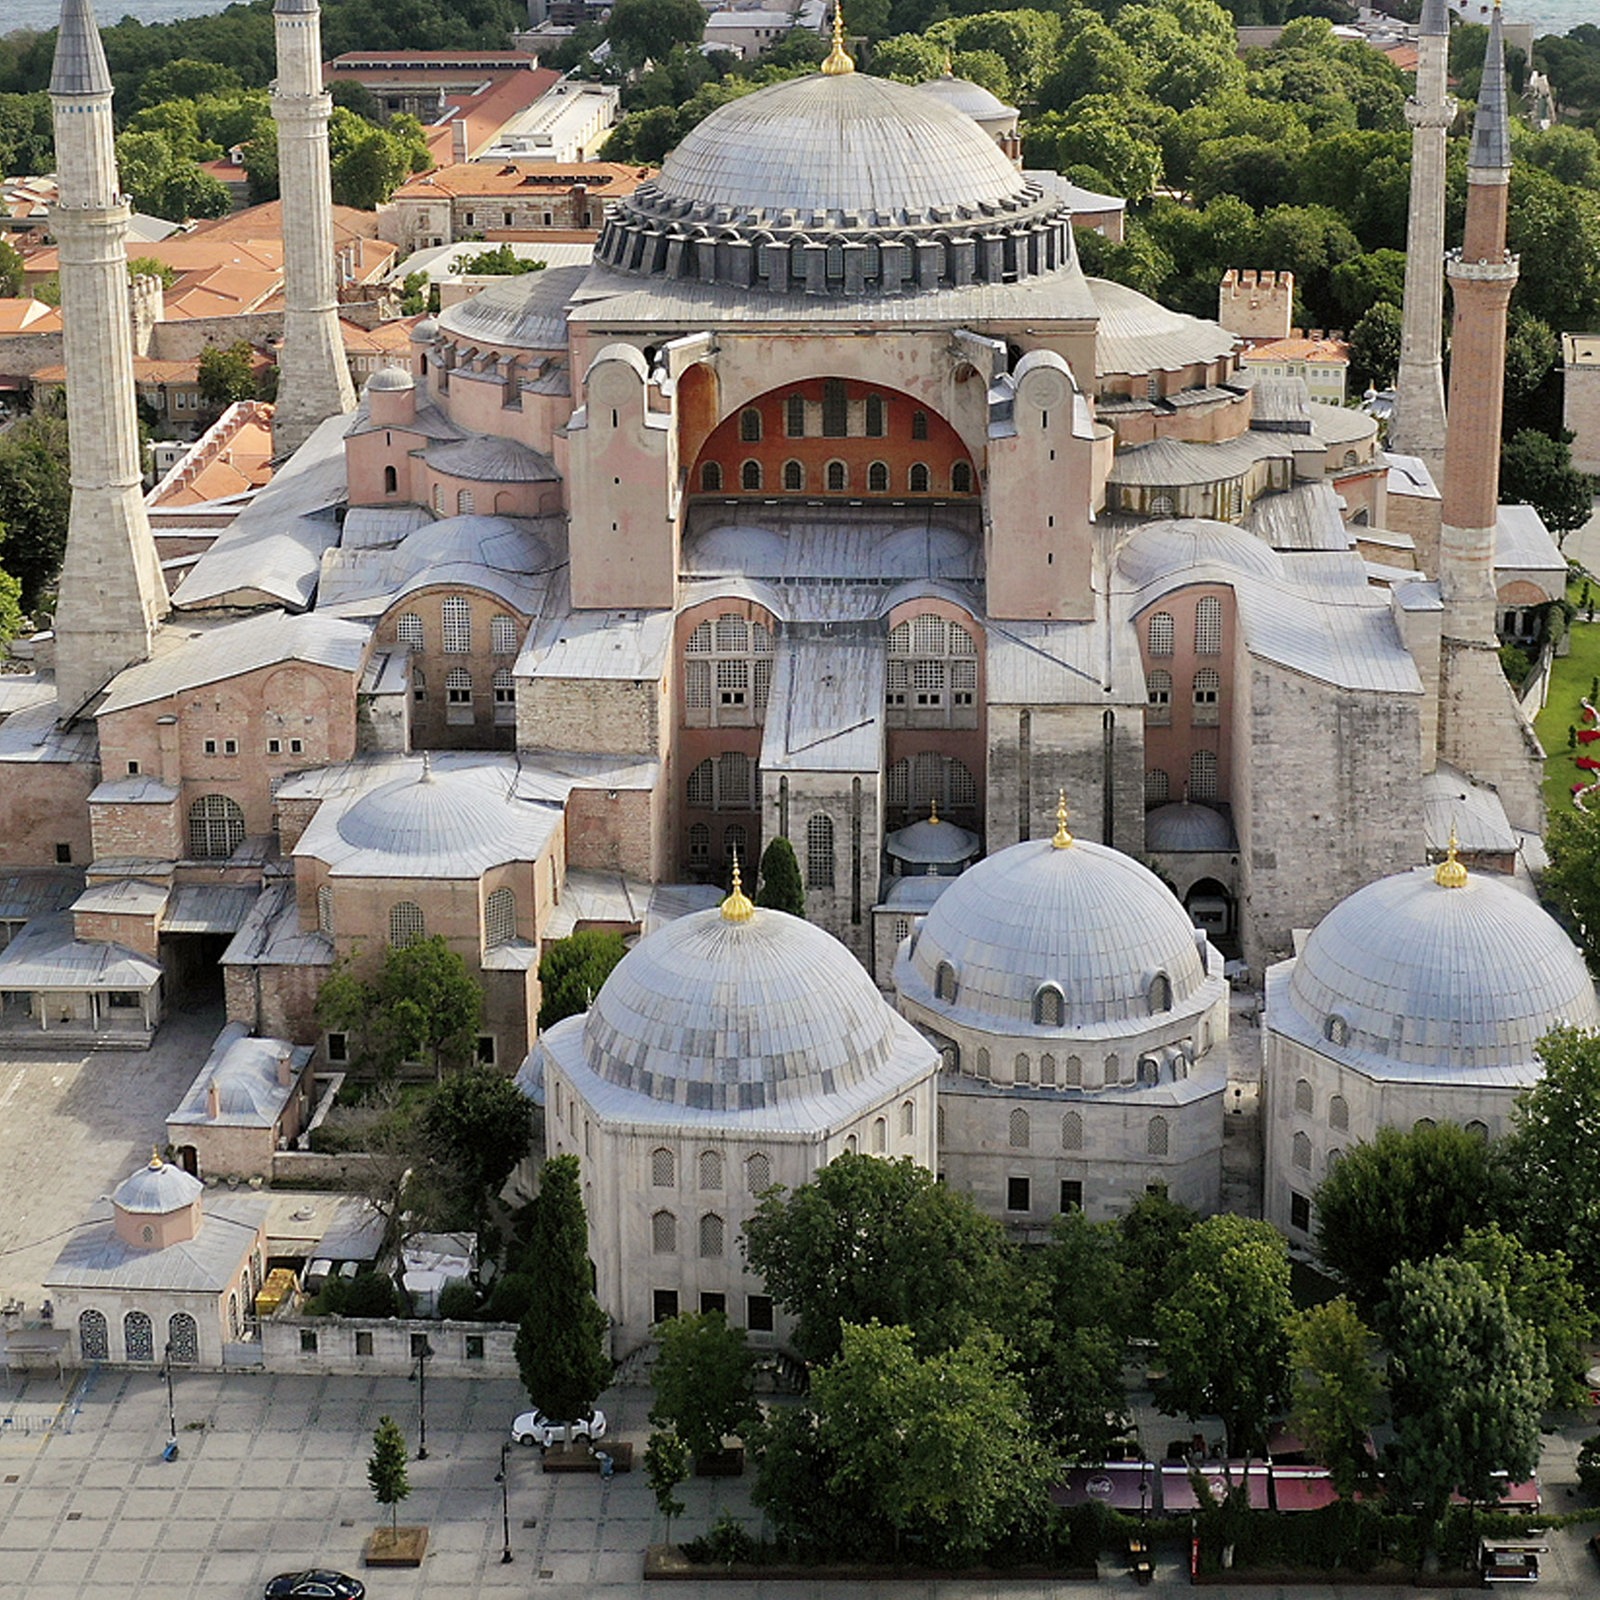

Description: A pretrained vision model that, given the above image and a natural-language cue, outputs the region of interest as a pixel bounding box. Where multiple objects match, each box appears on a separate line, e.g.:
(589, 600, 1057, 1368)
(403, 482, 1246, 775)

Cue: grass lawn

(1534, 586, 1600, 816)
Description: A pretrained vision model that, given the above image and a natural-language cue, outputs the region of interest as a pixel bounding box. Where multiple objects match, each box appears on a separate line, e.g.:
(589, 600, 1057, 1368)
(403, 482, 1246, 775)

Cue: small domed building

(531, 870, 939, 1353)
(894, 800, 1230, 1225)
(1263, 841, 1600, 1243)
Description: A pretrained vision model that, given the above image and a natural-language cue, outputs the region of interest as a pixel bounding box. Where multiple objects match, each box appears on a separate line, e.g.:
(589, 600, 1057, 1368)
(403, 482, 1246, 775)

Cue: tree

(1499, 1028, 1600, 1299)
(0, 413, 70, 611)
(450, 244, 546, 276)
(418, 1065, 534, 1230)
(1539, 814, 1600, 969)
(1119, 1183, 1197, 1323)
(1287, 1297, 1382, 1498)
(367, 1415, 411, 1534)
(1155, 1214, 1294, 1459)
(644, 1428, 691, 1540)
(536, 929, 628, 1031)
(1329, 248, 1407, 327)
(196, 341, 259, 410)
(1312, 1121, 1498, 1314)
(315, 935, 483, 1079)
(136, 55, 242, 109)
(741, 1151, 1014, 1363)
(754, 835, 804, 915)
(649, 1310, 759, 1460)
(0, 565, 23, 648)
(1500, 429, 1595, 542)
(1382, 1256, 1547, 1538)
(0, 239, 23, 299)
(607, 0, 707, 71)
(513, 1155, 611, 1423)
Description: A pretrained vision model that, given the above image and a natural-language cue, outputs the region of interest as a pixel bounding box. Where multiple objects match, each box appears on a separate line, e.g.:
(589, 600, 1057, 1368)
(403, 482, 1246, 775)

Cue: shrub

(343, 1271, 400, 1319)
(684, 1512, 758, 1568)
(485, 1271, 536, 1323)
(436, 1279, 480, 1321)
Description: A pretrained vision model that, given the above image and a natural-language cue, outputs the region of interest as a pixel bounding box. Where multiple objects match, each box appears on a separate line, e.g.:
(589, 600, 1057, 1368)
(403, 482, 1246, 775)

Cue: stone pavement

(3, 1357, 1599, 1600)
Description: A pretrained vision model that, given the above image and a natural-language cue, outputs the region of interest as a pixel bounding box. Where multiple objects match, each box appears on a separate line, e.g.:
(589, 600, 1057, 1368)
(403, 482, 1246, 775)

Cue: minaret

(1388, 0, 1452, 473)
(1435, 0, 1542, 830)
(270, 0, 355, 456)
(48, 0, 168, 712)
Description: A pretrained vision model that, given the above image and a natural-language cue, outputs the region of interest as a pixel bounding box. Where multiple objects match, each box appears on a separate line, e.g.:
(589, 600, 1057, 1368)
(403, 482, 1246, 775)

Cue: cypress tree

(755, 835, 805, 916)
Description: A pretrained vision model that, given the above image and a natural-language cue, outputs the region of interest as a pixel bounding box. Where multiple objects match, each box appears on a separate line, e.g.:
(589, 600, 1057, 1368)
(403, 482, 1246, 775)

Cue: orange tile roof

(188, 199, 381, 244)
(1241, 336, 1351, 365)
(0, 298, 61, 334)
(340, 315, 423, 353)
(393, 159, 655, 200)
(153, 403, 276, 506)
(419, 68, 565, 162)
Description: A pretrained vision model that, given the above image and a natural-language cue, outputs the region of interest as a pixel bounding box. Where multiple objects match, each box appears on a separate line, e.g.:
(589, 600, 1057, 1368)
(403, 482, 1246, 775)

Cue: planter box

(365, 1526, 428, 1568)
(695, 1447, 745, 1477)
(543, 1441, 633, 1473)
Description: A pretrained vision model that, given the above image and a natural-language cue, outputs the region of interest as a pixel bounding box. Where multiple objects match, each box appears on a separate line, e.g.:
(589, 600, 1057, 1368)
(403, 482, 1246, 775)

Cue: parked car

(263, 1572, 366, 1600)
(510, 1407, 607, 1448)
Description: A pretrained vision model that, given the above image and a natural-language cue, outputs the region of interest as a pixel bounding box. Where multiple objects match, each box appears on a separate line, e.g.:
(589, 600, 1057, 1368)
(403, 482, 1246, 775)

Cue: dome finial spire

(1435, 821, 1468, 888)
(929, 796, 940, 825)
(149, 1146, 163, 1169)
(822, 5, 855, 75)
(1052, 789, 1074, 850)
(722, 854, 755, 922)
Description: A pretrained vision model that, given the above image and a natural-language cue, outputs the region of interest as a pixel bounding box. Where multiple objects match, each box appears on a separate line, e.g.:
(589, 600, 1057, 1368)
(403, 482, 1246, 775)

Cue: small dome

(1118, 518, 1286, 589)
(114, 1153, 202, 1215)
(1286, 865, 1599, 1073)
(1145, 802, 1236, 853)
(580, 903, 925, 1110)
(914, 74, 1016, 123)
(886, 812, 979, 866)
(412, 316, 440, 343)
(899, 833, 1206, 1030)
(365, 365, 415, 392)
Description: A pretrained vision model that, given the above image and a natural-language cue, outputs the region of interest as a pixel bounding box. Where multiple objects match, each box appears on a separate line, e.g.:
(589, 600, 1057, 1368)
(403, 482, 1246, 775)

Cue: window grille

(717, 658, 748, 705)
(652, 1210, 677, 1253)
(686, 621, 714, 653)
(909, 462, 930, 492)
(491, 614, 518, 655)
(741, 459, 762, 490)
(952, 461, 973, 493)
(723, 823, 747, 866)
(699, 1149, 723, 1189)
(975, 1047, 991, 1080)
(687, 760, 714, 807)
(872, 1117, 887, 1153)
(1147, 1116, 1169, 1157)
(1189, 749, 1218, 800)
(1294, 1079, 1314, 1115)
(395, 612, 424, 649)
(80, 1309, 108, 1361)
(701, 461, 723, 491)
(866, 394, 886, 436)
(688, 823, 710, 861)
(868, 461, 889, 492)
(826, 460, 846, 491)
(1143, 768, 1169, 808)
(1064, 1055, 1082, 1085)
(456, 488, 474, 515)
(1329, 1094, 1349, 1131)
(1035, 986, 1064, 1026)
(1193, 668, 1221, 723)
(124, 1311, 155, 1362)
(900, 1100, 915, 1137)
(168, 1313, 199, 1365)
(1040, 1053, 1057, 1085)
(886, 759, 909, 807)
(746, 1152, 771, 1191)
(698, 1213, 724, 1257)
(317, 884, 333, 934)
(806, 813, 835, 889)
(685, 660, 712, 710)
(446, 667, 472, 704)
(485, 887, 516, 948)
(441, 596, 471, 653)
(1010, 1110, 1031, 1151)
(1062, 1111, 1083, 1151)
(1147, 611, 1175, 656)
(389, 901, 425, 947)
(1149, 972, 1172, 1013)
(822, 378, 847, 437)
(754, 658, 772, 711)
(911, 409, 928, 440)
(1196, 596, 1223, 654)
(1147, 669, 1172, 718)
(718, 751, 751, 808)
(740, 408, 762, 442)
(652, 1147, 675, 1186)
(783, 459, 803, 490)
(1293, 1132, 1312, 1170)
(715, 614, 748, 653)
(188, 794, 245, 859)
(493, 668, 514, 709)
(785, 393, 805, 436)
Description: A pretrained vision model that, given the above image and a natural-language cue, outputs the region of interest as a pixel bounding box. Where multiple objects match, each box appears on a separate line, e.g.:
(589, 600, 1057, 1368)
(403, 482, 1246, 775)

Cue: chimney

(277, 1047, 294, 1088)
(452, 118, 468, 163)
(206, 1078, 221, 1118)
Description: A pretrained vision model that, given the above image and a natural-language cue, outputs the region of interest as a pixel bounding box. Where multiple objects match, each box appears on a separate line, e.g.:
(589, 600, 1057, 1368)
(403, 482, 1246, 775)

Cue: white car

(510, 1407, 607, 1449)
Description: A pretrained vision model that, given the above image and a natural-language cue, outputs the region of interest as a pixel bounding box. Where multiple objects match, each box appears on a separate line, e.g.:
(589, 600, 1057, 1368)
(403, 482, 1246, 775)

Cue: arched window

(1040, 1053, 1057, 1085)
(746, 1151, 771, 1192)
(1466, 1119, 1489, 1140)
(785, 392, 806, 436)
(383, 464, 397, 494)
(1192, 667, 1221, 725)
(1414, 1117, 1436, 1133)
(687, 759, 714, 807)
(317, 884, 333, 934)
(688, 822, 710, 862)
(806, 813, 835, 889)
(1147, 669, 1172, 724)
(1329, 1094, 1349, 1131)
(741, 459, 762, 490)
(652, 1210, 678, 1254)
(228, 1292, 240, 1339)
(484, 886, 516, 948)
(79, 1309, 108, 1361)
(698, 1212, 725, 1257)
(868, 460, 889, 492)
(911, 409, 929, 440)
(826, 459, 847, 492)
(740, 407, 762, 442)
(1148, 491, 1175, 517)
(1147, 611, 1175, 656)
(951, 461, 973, 493)
(698, 1150, 723, 1190)
(1104, 1054, 1121, 1086)
(783, 458, 803, 491)
(124, 1310, 155, 1362)
(1148, 973, 1172, 1013)
(395, 612, 424, 649)
(872, 1116, 887, 1153)
(845, 1133, 859, 1154)
(1343, 449, 1359, 468)
(908, 462, 930, 492)
(935, 961, 958, 1003)
(441, 595, 471, 653)
(1147, 1116, 1169, 1157)
(1189, 749, 1218, 800)
(1009, 1108, 1030, 1148)
(701, 461, 723, 491)
(865, 394, 887, 437)
(900, 1099, 915, 1137)
(1034, 985, 1064, 1027)
(1195, 596, 1223, 654)
(388, 901, 425, 947)
(651, 1147, 675, 1187)
(1144, 769, 1170, 807)
(937, 1103, 946, 1144)
(1292, 1131, 1312, 1170)
(1327, 1148, 1343, 1171)
(168, 1312, 199, 1365)
(491, 614, 519, 656)
(432, 482, 443, 513)
(456, 488, 474, 515)
(1294, 1078, 1314, 1115)
(188, 794, 244, 860)
(1064, 1055, 1082, 1086)
(1062, 1111, 1084, 1151)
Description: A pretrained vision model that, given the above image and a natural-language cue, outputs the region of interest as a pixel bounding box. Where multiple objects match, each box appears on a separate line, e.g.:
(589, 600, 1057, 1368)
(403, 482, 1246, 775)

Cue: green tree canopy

(449, 244, 546, 276)
(1287, 1297, 1383, 1498)
(1500, 428, 1595, 539)
(741, 1151, 1013, 1363)
(1313, 1120, 1500, 1315)
(418, 1065, 534, 1230)
(536, 929, 628, 1031)
(755, 835, 804, 915)
(367, 1414, 411, 1533)
(607, 0, 707, 70)
(0, 413, 70, 612)
(196, 340, 259, 410)
(1348, 299, 1403, 392)
(649, 1310, 759, 1460)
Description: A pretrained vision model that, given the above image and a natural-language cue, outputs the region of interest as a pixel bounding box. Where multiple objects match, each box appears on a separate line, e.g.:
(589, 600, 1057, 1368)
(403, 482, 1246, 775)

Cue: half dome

(1145, 802, 1236, 853)
(1285, 865, 1598, 1074)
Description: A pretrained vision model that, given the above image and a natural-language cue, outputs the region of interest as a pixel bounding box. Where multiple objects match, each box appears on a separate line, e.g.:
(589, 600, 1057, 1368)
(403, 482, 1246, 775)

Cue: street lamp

(494, 1441, 514, 1564)
(408, 1340, 434, 1460)
(160, 1342, 178, 1460)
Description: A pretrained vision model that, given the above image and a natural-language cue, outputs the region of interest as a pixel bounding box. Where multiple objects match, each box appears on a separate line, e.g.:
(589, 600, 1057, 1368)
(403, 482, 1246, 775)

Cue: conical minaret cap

(1469, 3, 1512, 172)
(1419, 0, 1449, 37)
(50, 0, 112, 97)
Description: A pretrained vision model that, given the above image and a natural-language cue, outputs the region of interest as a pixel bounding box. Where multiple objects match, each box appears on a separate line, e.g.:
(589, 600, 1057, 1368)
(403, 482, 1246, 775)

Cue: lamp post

(494, 1441, 514, 1564)
(161, 1342, 177, 1459)
(408, 1340, 434, 1460)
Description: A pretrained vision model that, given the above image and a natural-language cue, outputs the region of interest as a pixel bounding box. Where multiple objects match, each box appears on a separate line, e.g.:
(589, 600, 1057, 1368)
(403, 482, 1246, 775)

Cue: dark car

(263, 1572, 366, 1600)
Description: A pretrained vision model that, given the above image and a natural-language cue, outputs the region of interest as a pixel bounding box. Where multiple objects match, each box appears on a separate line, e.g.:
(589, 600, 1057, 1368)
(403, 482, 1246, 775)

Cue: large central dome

(594, 70, 1075, 297)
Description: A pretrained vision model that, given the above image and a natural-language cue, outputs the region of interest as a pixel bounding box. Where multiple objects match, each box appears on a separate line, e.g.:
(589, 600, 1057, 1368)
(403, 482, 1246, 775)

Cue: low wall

(259, 1313, 520, 1376)
(270, 1147, 385, 1186)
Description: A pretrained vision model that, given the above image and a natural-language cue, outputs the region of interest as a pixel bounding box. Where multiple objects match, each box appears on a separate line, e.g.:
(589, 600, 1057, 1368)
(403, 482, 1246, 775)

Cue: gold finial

(722, 854, 755, 922)
(929, 797, 940, 826)
(1434, 822, 1468, 889)
(149, 1147, 163, 1169)
(822, 6, 854, 75)
(1052, 788, 1074, 850)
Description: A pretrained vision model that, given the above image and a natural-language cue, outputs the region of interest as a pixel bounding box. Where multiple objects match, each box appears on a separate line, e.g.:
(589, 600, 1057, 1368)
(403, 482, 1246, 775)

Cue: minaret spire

(1388, 0, 1452, 472)
(1433, 0, 1542, 831)
(48, 0, 168, 711)
(270, 0, 355, 456)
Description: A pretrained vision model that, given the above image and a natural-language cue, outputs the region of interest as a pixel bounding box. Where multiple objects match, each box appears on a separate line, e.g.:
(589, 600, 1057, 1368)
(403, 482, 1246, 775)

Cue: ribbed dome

(581, 904, 918, 1109)
(1118, 518, 1285, 589)
(114, 1155, 202, 1215)
(1145, 802, 1236, 853)
(914, 74, 1016, 123)
(435, 264, 585, 352)
(1286, 866, 1599, 1072)
(900, 835, 1207, 1031)
(365, 365, 414, 392)
(886, 813, 979, 866)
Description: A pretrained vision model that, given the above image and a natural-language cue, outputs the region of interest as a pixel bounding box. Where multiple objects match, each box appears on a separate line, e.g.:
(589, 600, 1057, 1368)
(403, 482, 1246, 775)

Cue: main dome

(574, 902, 933, 1111)
(897, 833, 1211, 1032)
(1284, 864, 1599, 1074)
(594, 70, 1074, 297)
